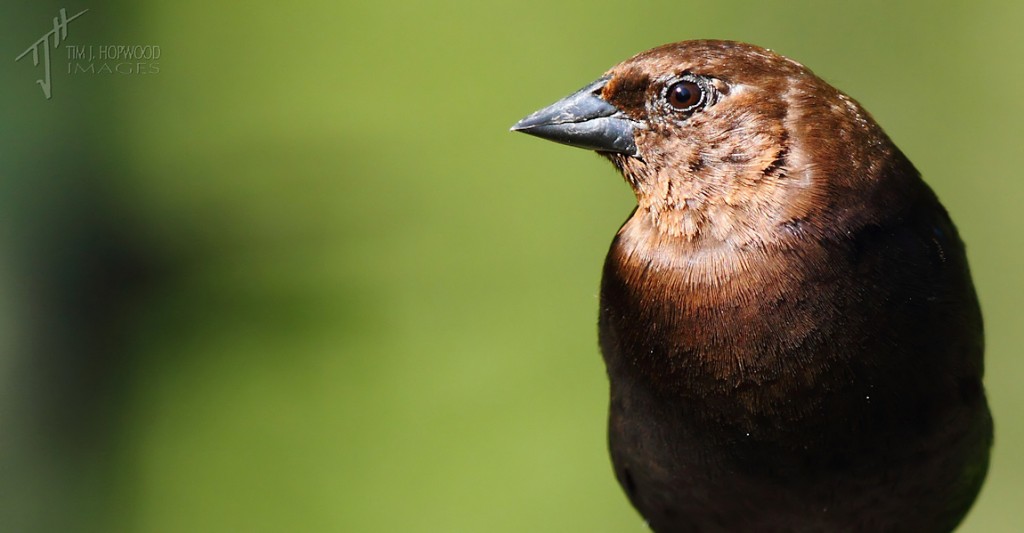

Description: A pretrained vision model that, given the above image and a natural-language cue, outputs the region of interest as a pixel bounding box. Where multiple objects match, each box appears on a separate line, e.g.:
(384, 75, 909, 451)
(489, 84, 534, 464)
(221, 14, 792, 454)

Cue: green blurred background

(1, 1, 1021, 531)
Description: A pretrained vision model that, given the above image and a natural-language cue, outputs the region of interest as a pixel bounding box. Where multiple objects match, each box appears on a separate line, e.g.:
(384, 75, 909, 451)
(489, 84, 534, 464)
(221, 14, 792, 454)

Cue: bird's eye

(666, 80, 704, 112)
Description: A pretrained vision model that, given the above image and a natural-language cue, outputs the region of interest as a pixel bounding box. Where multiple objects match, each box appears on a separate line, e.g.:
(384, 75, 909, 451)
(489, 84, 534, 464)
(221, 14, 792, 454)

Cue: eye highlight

(666, 80, 705, 112)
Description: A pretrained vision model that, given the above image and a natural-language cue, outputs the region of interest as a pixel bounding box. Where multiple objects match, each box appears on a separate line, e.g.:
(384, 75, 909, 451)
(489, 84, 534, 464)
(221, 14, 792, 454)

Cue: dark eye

(666, 80, 704, 111)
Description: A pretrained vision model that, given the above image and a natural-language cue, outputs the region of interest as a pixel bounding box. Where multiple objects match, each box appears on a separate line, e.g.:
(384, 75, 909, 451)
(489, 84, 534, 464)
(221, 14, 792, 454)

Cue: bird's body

(601, 187, 989, 532)
(513, 41, 990, 532)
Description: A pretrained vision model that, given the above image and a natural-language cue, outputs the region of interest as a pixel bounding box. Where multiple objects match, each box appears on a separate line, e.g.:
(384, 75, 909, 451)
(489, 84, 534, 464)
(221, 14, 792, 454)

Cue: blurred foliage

(1, 0, 1021, 532)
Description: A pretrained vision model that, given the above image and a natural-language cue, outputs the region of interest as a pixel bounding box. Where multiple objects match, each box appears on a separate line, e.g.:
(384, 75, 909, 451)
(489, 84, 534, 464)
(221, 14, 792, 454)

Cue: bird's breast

(600, 214, 841, 409)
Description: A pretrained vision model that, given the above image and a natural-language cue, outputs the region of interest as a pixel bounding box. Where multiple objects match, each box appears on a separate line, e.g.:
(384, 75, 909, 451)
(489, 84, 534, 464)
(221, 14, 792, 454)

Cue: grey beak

(511, 76, 638, 156)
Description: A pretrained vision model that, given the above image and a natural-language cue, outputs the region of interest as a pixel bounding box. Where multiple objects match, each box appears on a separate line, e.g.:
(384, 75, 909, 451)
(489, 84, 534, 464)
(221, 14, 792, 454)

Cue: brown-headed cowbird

(511, 40, 991, 532)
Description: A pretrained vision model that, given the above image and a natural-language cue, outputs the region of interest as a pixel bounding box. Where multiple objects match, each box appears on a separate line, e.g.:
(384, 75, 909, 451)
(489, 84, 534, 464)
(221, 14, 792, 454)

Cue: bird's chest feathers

(599, 215, 843, 414)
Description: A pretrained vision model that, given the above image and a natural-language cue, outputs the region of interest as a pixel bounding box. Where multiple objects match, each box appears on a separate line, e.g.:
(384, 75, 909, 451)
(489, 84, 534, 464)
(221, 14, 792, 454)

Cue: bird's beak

(511, 76, 638, 156)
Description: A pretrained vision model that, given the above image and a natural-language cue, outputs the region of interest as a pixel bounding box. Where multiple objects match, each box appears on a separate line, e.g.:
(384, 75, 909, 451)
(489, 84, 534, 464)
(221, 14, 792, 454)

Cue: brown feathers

(513, 40, 990, 532)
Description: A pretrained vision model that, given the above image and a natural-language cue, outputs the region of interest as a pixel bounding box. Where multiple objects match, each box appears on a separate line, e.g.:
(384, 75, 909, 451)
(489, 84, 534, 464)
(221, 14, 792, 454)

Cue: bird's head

(513, 40, 909, 250)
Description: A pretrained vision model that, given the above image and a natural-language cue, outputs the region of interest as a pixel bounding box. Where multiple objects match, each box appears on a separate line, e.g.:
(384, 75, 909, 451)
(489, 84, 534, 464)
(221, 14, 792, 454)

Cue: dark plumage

(512, 40, 991, 532)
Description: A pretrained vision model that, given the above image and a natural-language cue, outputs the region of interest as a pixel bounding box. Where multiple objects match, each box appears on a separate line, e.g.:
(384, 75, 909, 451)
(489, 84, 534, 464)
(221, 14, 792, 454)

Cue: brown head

(513, 40, 921, 280)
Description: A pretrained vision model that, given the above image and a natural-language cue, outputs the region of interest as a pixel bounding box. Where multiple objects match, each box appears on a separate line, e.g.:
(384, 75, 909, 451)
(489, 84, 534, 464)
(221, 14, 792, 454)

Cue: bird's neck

(610, 146, 823, 250)
(612, 211, 788, 289)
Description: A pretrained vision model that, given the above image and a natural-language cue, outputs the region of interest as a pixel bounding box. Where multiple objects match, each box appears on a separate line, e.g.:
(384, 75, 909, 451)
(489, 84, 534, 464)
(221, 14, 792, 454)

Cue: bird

(511, 40, 991, 532)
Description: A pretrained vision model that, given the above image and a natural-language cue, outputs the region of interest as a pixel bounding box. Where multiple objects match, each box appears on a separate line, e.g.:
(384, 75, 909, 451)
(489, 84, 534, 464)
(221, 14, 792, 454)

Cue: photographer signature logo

(15, 8, 88, 100)
(15, 8, 162, 101)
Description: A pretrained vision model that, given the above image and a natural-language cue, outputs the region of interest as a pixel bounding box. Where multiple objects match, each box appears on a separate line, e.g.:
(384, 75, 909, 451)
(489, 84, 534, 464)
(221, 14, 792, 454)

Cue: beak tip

(510, 114, 540, 133)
